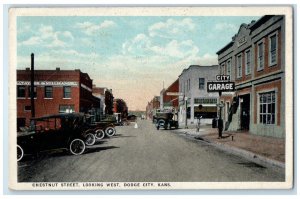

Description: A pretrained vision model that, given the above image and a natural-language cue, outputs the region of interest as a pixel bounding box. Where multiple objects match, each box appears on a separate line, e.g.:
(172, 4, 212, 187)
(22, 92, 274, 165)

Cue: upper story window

(257, 41, 264, 71)
(199, 78, 205, 90)
(237, 54, 242, 78)
(17, 85, 26, 98)
(220, 63, 225, 75)
(28, 86, 37, 98)
(269, 32, 278, 66)
(245, 50, 251, 75)
(226, 60, 231, 78)
(63, 86, 71, 98)
(44, 86, 53, 98)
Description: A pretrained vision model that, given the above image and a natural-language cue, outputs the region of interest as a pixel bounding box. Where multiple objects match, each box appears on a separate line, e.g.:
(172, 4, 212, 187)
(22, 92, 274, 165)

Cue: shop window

(17, 86, 26, 98)
(17, 118, 26, 131)
(259, 91, 276, 124)
(59, 105, 75, 113)
(44, 86, 53, 98)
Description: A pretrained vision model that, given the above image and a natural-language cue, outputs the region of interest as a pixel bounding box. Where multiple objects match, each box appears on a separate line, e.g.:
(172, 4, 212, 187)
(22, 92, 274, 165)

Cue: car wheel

(105, 127, 116, 137)
(158, 119, 165, 127)
(85, 133, 96, 146)
(17, 145, 24, 162)
(95, 129, 105, 140)
(69, 139, 86, 155)
(167, 123, 171, 129)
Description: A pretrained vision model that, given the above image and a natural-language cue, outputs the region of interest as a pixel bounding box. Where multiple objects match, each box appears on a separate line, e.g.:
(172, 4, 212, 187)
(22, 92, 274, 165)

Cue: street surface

(18, 119, 284, 182)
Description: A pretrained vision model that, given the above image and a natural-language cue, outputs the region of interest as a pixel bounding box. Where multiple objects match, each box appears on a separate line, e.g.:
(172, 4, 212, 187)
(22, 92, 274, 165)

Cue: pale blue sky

(17, 16, 260, 110)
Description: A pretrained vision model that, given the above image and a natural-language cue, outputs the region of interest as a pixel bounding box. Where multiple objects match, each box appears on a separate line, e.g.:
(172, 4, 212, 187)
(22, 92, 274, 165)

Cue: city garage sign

(207, 75, 235, 92)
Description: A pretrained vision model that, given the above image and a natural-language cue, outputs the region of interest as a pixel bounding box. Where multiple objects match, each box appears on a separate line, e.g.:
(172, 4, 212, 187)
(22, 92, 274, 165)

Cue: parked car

(85, 114, 117, 138)
(127, 115, 137, 122)
(17, 113, 97, 162)
(155, 112, 179, 130)
(92, 121, 117, 138)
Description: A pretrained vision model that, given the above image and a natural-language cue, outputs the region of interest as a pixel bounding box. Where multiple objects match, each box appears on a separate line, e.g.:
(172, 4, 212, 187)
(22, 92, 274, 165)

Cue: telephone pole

(30, 53, 35, 118)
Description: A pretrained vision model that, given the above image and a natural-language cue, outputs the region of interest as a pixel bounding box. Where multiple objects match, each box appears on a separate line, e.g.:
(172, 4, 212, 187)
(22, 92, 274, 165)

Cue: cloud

(215, 23, 239, 31)
(18, 24, 73, 48)
(19, 36, 43, 46)
(76, 20, 116, 35)
(122, 33, 199, 59)
(148, 18, 195, 38)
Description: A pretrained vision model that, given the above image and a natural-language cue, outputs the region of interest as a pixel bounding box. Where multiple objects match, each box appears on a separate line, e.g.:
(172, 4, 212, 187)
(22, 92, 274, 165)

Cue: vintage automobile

(83, 114, 117, 139)
(17, 113, 97, 162)
(92, 121, 116, 138)
(155, 112, 179, 130)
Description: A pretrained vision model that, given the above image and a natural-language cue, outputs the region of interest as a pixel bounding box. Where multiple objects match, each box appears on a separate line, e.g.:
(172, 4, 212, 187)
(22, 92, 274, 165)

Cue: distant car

(127, 115, 137, 122)
(155, 112, 179, 130)
(17, 113, 97, 162)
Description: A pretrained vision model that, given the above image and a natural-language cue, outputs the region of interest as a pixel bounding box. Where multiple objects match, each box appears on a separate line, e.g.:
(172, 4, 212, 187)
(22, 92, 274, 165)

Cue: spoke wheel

(17, 145, 24, 162)
(69, 139, 85, 155)
(95, 129, 105, 140)
(105, 127, 116, 137)
(85, 133, 96, 146)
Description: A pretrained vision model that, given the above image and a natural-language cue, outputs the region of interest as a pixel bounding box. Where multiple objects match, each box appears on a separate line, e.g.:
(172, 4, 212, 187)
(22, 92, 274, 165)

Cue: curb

(198, 136, 285, 170)
(175, 130, 285, 170)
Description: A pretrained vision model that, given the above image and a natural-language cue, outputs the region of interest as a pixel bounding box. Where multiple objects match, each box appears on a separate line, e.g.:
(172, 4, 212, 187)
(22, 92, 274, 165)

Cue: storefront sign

(207, 82, 235, 92)
(17, 81, 78, 86)
(216, 75, 230, 81)
(166, 92, 183, 96)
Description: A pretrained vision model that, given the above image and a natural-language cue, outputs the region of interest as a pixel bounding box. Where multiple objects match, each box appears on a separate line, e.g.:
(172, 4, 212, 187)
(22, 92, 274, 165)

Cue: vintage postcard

(8, 6, 293, 190)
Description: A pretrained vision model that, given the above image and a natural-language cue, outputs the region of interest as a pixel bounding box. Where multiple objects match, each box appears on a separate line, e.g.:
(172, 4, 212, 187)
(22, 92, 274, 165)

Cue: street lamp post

(218, 91, 224, 138)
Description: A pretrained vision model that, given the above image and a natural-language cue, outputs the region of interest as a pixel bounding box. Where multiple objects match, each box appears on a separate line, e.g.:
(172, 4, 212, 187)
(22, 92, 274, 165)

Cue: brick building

(216, 15, 285, 138)
(92, 86, 113, 119)
(17, 68, 100, 130)
(159, 79, 179, 112)
(145, 96, 160, 120)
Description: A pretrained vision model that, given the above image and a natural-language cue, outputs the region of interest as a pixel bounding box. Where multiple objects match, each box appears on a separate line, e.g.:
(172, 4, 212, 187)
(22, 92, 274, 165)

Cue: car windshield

(33, 117, 62, 132)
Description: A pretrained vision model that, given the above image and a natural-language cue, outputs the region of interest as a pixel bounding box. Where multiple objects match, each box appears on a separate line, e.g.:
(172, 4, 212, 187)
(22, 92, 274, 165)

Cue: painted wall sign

(17, 81, 78, 86)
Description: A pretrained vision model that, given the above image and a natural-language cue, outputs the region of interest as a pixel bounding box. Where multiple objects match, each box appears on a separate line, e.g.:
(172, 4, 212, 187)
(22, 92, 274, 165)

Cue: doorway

(240, 94, 250, 130)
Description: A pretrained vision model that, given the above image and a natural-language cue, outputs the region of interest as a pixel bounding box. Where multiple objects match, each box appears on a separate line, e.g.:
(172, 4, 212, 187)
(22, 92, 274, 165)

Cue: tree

(105, 90, 114, 115)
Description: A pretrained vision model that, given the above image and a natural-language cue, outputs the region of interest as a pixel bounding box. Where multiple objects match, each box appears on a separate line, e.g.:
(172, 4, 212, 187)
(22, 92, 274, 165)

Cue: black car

(17, 113, 97, 162)
(155, 112, 179, 130)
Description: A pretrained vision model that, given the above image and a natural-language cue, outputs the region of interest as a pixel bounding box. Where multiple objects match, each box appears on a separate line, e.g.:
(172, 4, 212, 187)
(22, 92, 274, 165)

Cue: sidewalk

(175, 125, 285, 168)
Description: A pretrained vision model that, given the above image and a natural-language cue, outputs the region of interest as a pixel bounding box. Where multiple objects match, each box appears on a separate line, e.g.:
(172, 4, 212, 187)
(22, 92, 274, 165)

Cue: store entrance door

(240, 94, 250, 130)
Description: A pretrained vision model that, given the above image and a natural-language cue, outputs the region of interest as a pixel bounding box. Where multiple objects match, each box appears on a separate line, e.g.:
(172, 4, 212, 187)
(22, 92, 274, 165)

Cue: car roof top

(31, 113, 85, 120)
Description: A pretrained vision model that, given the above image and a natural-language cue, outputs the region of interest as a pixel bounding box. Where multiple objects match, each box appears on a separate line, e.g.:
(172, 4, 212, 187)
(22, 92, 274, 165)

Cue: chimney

(56, 67, 60, 71)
